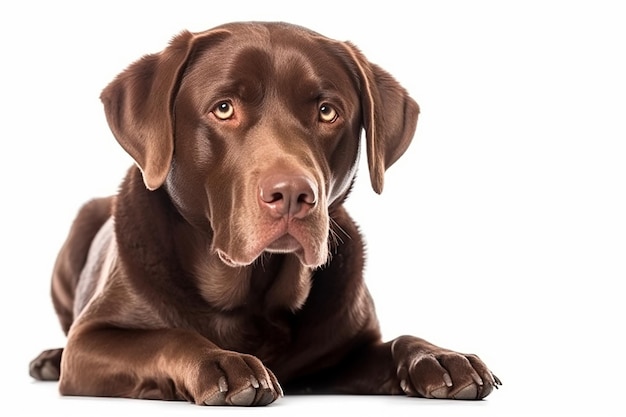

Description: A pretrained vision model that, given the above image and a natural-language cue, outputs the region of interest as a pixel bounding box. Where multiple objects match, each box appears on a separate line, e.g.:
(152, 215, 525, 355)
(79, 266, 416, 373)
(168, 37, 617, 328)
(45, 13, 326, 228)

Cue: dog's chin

(216, 234, 327, 269)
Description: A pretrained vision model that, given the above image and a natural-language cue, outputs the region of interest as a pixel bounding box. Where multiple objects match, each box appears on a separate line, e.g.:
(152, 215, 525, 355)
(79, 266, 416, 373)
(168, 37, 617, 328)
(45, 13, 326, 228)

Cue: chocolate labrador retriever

(29, 21, 500, 406)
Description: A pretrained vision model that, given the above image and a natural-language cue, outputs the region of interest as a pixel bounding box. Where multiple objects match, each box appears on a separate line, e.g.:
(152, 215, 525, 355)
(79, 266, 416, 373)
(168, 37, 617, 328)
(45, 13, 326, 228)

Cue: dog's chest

(199, 308, 294, 359)
(189, 254, 313, 360)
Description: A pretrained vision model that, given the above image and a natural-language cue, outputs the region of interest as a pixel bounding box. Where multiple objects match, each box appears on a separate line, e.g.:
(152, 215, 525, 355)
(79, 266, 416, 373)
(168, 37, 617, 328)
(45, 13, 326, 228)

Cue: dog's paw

(391, 336, 501, 400)
(191, 351, 282, 406)
(29, 348, 63, 381)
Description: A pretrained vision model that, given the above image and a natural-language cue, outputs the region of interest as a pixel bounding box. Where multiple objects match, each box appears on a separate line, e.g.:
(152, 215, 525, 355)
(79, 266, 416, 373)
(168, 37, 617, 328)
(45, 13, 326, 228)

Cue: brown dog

(29, 22, 500, 406)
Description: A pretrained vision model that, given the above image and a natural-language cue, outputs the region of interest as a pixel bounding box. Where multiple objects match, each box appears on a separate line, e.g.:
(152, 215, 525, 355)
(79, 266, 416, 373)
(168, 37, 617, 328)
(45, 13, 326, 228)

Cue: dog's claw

(493, 373, 503, 387)
(218, 376, 228, 393)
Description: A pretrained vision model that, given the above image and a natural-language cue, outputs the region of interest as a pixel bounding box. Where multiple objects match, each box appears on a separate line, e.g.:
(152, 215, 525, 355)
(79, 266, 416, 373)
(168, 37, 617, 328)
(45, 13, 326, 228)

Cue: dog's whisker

(330, 217, 350, 242)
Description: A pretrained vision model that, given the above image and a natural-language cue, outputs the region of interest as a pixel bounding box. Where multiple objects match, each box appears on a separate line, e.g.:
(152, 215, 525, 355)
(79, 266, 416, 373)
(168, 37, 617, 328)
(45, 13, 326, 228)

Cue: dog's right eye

(319, 104, 338, 123)
(212, 101, 235, 120)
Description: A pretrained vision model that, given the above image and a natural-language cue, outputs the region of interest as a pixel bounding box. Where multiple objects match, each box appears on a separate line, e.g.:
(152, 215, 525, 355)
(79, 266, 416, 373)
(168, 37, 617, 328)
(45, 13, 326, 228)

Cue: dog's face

(168, 25, 363, 267)
(100, 22, 419, 268)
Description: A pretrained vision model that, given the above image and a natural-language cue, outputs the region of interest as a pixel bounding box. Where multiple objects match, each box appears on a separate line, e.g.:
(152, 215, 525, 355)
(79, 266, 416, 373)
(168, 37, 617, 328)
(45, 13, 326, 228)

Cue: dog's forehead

(184, 23, 355, 98)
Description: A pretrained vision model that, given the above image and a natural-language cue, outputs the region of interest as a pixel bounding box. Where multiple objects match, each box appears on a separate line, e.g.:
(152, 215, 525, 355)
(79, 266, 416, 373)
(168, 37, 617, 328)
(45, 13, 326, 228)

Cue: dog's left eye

(212, 101, 235, 120)
(319, 104, 338, 123)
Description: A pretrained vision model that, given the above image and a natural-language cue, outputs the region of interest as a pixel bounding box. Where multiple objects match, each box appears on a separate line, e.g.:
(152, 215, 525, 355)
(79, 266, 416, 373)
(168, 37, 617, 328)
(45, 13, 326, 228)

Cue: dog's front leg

(59, 327, 282, 406)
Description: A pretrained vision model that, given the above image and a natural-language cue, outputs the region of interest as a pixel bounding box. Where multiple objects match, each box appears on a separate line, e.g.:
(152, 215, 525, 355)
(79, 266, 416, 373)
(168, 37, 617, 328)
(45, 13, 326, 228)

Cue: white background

(1, 1, 625, 416)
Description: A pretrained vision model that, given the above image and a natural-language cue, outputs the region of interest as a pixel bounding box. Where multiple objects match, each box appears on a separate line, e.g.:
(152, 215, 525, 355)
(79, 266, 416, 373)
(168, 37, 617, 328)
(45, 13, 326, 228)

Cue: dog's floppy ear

(343, 43, 420, 194)
(100, 29, 229, 190)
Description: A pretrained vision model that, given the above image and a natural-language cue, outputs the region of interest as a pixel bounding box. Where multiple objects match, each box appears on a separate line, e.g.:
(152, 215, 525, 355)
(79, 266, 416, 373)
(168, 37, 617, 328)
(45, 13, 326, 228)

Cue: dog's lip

(265, 230, 323, 267)
(214, 232, 304, 267)
(265, 232, 320, 267)
(216, 249, 249, 267)
(215, 220, 325, 268)
(265, 234, 302, 253)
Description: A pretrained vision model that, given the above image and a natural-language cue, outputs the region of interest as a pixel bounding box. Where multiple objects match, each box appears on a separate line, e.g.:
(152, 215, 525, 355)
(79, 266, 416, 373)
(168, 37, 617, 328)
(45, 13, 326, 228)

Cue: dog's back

(51, 196, 114, 333)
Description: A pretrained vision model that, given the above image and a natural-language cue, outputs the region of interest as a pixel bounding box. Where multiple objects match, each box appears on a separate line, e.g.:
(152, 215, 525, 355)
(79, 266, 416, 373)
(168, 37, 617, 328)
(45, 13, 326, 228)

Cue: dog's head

(101, 22, 418, 268)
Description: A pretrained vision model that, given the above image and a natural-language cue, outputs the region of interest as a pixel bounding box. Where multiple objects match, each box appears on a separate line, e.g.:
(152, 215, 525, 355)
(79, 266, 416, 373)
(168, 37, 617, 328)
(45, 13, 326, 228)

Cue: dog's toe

(229, 384, 257, 406)
(203, 390, 226, 406)
(430, 386, 449, 399)
(453, 383, 479, 400)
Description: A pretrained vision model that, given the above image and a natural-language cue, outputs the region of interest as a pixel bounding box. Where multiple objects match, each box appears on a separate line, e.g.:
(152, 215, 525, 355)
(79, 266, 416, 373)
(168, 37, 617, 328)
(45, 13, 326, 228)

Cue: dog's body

(30, 22, 500, 406)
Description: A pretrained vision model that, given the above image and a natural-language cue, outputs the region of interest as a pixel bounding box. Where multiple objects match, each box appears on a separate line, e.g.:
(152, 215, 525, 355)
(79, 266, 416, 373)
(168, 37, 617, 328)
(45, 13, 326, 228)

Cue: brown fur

(29, 22, 500, 406)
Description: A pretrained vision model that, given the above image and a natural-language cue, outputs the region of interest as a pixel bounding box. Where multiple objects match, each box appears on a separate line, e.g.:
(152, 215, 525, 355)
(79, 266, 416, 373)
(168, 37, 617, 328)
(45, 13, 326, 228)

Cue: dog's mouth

(262, 223, 327, 267)
(215, 225, 327, 269)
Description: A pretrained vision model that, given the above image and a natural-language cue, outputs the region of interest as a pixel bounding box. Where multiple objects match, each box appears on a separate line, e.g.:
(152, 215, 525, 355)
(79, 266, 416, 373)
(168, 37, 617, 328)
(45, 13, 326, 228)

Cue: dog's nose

(259, 174, 318, 219)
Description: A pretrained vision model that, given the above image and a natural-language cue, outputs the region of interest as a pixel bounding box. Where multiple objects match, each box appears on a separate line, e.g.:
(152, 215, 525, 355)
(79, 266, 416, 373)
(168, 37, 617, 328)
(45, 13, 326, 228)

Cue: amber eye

(319, 104, 338, 123)
(213, 101, 235, 120)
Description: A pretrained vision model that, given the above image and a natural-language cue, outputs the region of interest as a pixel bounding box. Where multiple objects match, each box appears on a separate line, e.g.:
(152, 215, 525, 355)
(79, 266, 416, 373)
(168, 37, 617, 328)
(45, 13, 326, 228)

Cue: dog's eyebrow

(216, 79, 264, 103)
